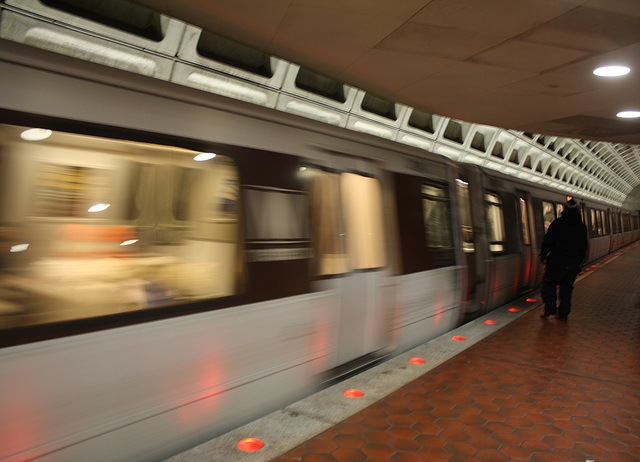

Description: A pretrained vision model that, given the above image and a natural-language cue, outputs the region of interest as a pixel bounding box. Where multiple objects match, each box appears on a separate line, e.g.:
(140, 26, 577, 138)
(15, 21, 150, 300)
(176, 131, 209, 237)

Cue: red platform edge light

(237, 438, 265, 452)
(452, 336, 467, 341)
(409, 357, 425, 364)
(484, 320, 496, 325)
(508, 308, 519, 312)
(526, 298, 537, 302)
(343, 389, 364, 398)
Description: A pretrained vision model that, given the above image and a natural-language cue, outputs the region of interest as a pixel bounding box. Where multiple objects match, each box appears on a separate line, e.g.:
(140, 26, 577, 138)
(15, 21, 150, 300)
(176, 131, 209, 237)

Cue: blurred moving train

(1, 26, 640, 462)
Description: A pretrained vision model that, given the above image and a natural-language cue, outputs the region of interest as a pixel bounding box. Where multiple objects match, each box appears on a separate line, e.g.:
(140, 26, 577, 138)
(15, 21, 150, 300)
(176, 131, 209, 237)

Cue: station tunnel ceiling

(141, 0, 640, 145)
(1, 0, 639, 208)
(137, 0, 640, 207)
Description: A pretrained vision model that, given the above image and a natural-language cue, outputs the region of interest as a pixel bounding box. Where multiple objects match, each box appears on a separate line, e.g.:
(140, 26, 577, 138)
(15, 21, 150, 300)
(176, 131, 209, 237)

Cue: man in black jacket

(539, 198, 588, 320)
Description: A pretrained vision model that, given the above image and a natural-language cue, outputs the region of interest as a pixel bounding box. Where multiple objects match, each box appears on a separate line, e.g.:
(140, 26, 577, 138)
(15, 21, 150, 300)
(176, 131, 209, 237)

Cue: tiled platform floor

(275, 243, 640, 462)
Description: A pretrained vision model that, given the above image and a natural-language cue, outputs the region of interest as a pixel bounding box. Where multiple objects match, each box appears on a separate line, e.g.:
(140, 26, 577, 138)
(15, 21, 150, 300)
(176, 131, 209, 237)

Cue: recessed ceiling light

(617, 110, 640, 119)
(21, 128, 52, 141)
(593, 65, 630, 77)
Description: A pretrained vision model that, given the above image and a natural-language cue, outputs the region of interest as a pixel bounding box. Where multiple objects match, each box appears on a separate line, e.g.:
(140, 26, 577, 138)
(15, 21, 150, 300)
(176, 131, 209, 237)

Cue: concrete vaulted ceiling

(139, 0, 640, 146)
(1, 0, 638, 207)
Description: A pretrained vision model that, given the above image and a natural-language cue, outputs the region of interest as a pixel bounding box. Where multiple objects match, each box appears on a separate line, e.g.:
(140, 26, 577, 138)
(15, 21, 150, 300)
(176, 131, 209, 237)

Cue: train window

(485, 192, 505, 253)
(542, 201, 555, 232)
(519, 198, 531, 246)
(422, 184, 453, 251)
(408, 109, 435, 134)
(41, 0, 165, 41)
(361, 93, 397, 120)
(197, 30, 274, 77)
(622, 213, 631, 232)
(295, 68, 346, 103)
(340, 173, 386, 269)
(611, 212, 619, 234)
(456, 179, 474, 252)
(0, 124, 242, 329)
(555, 202, 564, 220)
(589, 209, 598, 236)
(309, 169, 348, 276)
(600, 211, 608, 235)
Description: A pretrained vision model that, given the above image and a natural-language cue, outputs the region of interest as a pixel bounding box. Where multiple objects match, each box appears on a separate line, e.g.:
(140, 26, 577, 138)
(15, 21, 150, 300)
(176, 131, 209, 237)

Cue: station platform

(166, 242, 640, 462)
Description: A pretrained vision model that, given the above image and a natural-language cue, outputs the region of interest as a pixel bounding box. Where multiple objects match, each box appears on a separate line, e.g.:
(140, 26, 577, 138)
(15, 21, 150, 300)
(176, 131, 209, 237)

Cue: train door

(517, 191, 537, 290)
(457, 166, 489, 320)
(308, 160, 392, 366)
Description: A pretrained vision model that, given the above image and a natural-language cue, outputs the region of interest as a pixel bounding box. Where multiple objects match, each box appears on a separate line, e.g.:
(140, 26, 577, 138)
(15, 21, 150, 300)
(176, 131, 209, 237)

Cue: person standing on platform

(539, 198, 588, 320)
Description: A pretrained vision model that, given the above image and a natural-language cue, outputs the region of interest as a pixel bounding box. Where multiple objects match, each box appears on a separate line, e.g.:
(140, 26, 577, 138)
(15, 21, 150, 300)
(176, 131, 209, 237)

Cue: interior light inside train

(0, 124, 241, 329)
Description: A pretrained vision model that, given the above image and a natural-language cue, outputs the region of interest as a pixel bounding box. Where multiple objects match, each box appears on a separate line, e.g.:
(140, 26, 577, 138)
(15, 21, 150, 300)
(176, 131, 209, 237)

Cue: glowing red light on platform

(343, 389, 364, 398)
(237, 438, 265, 452)
(409, 357, 425, 364)
(508, 308, 519, 312)
(452, 336, 466, 341)
(484, 320, 496, 325)
(526, 298, 537, 302)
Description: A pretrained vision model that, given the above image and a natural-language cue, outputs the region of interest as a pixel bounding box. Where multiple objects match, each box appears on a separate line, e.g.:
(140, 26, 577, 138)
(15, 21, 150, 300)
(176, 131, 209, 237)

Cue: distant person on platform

(539, 198, 588, 320)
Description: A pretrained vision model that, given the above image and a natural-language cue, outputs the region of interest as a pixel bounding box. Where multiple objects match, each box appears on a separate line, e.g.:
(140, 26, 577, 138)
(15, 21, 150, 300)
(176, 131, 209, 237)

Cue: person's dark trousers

(541, 263, 580, 317)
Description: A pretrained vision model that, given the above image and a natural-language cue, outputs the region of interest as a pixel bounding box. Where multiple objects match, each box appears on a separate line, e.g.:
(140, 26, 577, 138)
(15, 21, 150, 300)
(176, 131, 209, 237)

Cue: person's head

(566, 198, 578, 209)
(563, 198, 580, 217)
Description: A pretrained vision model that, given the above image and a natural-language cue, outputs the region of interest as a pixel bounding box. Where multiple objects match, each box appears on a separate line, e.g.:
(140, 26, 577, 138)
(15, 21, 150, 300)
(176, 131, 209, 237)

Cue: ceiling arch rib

(0, 0, 638, 207)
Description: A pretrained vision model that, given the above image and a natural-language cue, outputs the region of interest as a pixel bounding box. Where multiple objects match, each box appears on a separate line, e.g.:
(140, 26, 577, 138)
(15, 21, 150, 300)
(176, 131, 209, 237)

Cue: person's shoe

(540, 310, 554, 318)
(556, 315, 568, 321)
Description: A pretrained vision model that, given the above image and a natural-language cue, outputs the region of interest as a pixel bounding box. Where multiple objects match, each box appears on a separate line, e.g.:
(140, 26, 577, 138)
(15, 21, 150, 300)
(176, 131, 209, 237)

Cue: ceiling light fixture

(593, 65, 630, 77)
(617, 110, 640, 119)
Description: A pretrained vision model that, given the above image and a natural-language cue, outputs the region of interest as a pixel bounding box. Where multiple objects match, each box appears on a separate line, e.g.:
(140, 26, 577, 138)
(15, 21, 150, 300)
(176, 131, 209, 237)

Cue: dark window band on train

(485, 192, 506, 253)
(456, 179, 475, 253)
(295, 68, 347, 103)
(40, 0, 165, 41)
(361, 93, 397, 121)
(393, 173, 455, 274)
(196, 30, 274, 77)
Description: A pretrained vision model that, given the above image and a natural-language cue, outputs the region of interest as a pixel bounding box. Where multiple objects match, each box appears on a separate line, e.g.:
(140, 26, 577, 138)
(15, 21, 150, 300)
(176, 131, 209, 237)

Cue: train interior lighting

(9, 244, 30, 253)
(20, 128, 52, 141)
(194, 152, 217, 161)
(87, 203, 111, 213)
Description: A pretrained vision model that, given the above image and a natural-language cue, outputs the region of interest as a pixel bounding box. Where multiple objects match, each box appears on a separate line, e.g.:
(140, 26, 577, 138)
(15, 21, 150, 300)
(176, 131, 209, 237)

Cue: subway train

(1, 40, 639, 462)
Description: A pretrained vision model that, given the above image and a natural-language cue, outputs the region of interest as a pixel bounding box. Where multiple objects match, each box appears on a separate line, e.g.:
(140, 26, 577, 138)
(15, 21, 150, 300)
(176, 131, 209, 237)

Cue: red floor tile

(274, 244, 640, 462)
